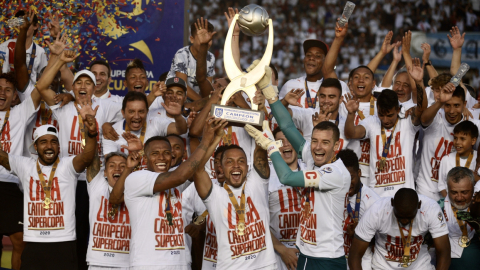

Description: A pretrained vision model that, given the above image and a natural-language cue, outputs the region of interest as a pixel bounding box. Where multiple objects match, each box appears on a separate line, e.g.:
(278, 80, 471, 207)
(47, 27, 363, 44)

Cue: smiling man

(418, 84, 480, 201)
(348, 188, 451, 270)
(123, 116, 219, 269)
(90, 60, 123, 102)
(1, 115, 97, 269)
(344, 64, 427, 197)
(124, 58, 149, 93)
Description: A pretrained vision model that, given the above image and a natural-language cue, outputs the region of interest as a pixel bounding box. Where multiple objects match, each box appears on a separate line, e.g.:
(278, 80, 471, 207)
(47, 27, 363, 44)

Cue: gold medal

(401, 255, 410, 268)
(303, 201, 312, 219)
(193, 215, 206, 225)
(236, 221, 246, 236)
(43, 197, 51, 209)
(459, 235, 470, 248)
(107, 204, 118, 220)
(379, 158, 386, 170)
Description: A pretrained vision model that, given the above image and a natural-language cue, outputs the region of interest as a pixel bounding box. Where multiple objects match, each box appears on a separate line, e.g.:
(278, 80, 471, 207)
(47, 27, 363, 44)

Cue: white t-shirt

(340, 100, 377, 185)
(9, 155, 79, 242)
(343, 185, 380, 258)
(203, 170, 276, 270)
(0, 94, 38, 184)
(399, 99, 416, 110)
(124, 169, 191, 268)
(437, 151, 479, 193)
(359, 116, 419, 197)
(417, 112, 479, 201)
(442, 197, 476, 258)
(167, 46, 215, 95)
(298, 145, 351, 258)
(86, 170, 131, 268)
(204, 126, 255, 181)
(268, 162, 306, 270)
(279, 76, 349, 109)
(355, 195, 448, 270)
(92, 90, 124, 103)
(51, 99, 123, 181)
(0, 39, 48, 85)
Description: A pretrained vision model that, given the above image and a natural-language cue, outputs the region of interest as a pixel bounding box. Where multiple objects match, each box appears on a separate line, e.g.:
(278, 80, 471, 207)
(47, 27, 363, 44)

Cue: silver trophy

(338, 1, 356, 28)
(450, 63, 469, 87)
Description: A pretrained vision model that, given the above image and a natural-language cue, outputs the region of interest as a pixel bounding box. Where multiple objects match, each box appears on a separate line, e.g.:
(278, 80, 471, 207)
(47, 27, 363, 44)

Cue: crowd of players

(0, 4, 480, 270)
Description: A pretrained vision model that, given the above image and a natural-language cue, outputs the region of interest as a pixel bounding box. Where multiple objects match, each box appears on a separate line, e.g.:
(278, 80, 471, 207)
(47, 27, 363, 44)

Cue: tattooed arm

(86, 151, 101, 183)
(253, 144, 270, 179)
(407, 58, 427, 126)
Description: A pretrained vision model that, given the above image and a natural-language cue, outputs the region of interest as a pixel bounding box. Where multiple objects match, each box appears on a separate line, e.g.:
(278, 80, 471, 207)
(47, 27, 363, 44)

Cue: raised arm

(86, 149, 101, 183)
(381, 43, 402, 88)
(37, 50, 77, 106)
(110, 151, 140, 204)
(189, 84, 223, 137)
(153, 116, 222, 193)
(407, 58, 427, 126)
(14, 11, 34, 91)
(322, 19, 348, 79)
(421, 43, 438, 79)
(194, 18, 217, 98)
(448, 26, 465, 76)
(72, 102, 99, 173)
(343, 93, 366, 139)
(368, 31, 396, 73)
(433, 234, 451, 270)
(420, 83, 455, 126)
(225, 8, 241, 70)
(162, 96, 188, 135)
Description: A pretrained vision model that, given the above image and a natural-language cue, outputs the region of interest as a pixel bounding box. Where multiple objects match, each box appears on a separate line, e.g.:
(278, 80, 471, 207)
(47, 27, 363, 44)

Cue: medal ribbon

(397, 220, 413, 265)
(357, 96, 375, 120)
(379, 119, 399, 170)
(193, 210, 209, 225)
(452, 206, 470, 247)
(223, 182, 247, 233)
(0, 109, 10, 150)
(305, 80, 317, 109)
(222, 126, 233, 146)
(455, 151, 473, 168)
(347, 184, 362, 223)
(164, 189, 174, 225)
(36, 158, 59, 208)
(40, 102, 52, 125)
(27, 43, 36, 75)
(77, 110, 86, 147)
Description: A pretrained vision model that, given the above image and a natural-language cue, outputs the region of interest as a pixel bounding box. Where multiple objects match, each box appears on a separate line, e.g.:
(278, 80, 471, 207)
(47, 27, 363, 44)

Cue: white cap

(73, 70, 96, 86)
(29, 125, 58, 154)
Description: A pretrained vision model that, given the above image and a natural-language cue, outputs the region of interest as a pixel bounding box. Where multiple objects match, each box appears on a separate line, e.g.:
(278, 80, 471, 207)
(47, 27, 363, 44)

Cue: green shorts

(449, 234, 480, 270)
(297, 253, 347, 270)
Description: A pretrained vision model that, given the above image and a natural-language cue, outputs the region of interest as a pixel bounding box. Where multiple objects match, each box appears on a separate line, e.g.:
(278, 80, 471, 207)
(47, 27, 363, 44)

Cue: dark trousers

(21, 241, 77, 270)
(75, 181, 89, 270)
(297, 253, 347, 270)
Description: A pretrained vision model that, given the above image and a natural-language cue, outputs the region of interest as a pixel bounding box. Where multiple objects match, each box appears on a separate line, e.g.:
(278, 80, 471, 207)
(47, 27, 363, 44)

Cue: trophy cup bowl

(210, 5, 273, 127)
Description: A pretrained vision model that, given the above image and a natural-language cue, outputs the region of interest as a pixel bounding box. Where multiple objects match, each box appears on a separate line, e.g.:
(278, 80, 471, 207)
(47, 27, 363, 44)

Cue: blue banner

(413, 32, 480, 69)
(77, 0, 185, 96)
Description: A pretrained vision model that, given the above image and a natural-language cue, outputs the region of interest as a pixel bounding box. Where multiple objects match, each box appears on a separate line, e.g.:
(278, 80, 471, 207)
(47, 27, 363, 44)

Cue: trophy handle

(222, 17, 274, 111)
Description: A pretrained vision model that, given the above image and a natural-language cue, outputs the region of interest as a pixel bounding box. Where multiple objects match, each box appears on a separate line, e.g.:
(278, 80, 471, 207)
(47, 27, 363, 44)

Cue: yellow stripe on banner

(374, 181, 406, 188)
(28, 227, 65, 230)
(92, 248, 130, 254)
(155, 246, 185, 250)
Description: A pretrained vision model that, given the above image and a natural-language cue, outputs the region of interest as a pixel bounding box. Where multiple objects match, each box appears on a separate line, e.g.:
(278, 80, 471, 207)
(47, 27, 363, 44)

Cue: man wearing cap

(103, 91, 187, 168)
(278, 37, 349, 109)
(36, 50, 124, 269)
(0, 110, 97, 269)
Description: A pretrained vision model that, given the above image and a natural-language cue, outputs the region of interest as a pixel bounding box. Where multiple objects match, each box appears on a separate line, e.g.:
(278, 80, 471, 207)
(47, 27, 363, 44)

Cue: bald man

(348, 188, 451, 270)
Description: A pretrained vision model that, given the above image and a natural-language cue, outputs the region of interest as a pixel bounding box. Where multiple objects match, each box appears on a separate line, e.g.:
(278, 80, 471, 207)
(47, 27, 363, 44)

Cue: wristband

(266, 143, 280, 156)
(87, 132, 98, 138)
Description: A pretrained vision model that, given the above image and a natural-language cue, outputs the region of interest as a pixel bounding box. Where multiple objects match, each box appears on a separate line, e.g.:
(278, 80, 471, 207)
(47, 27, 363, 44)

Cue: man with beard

(1, 110, 97, 269)
(344, 59, 427, 197)
(123, 116, 222, 269)
(37, 49, 124, 269)
(441, 167, 480, 269)
(193, 117, 276, 269)
(336, 149, 379, 269)
(86, 151, 132, 269)
(90, 60, 123, 102)
(102, 91, 187, 167)
(253, 62, 351, 268)
(268, 128, 305, 270)
(348, 188, 451, 270)
(418, 84, 480, 201)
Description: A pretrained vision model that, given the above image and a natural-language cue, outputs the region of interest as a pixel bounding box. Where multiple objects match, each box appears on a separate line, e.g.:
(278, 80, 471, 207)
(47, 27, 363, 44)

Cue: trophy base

(211, 104, 264, 127)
